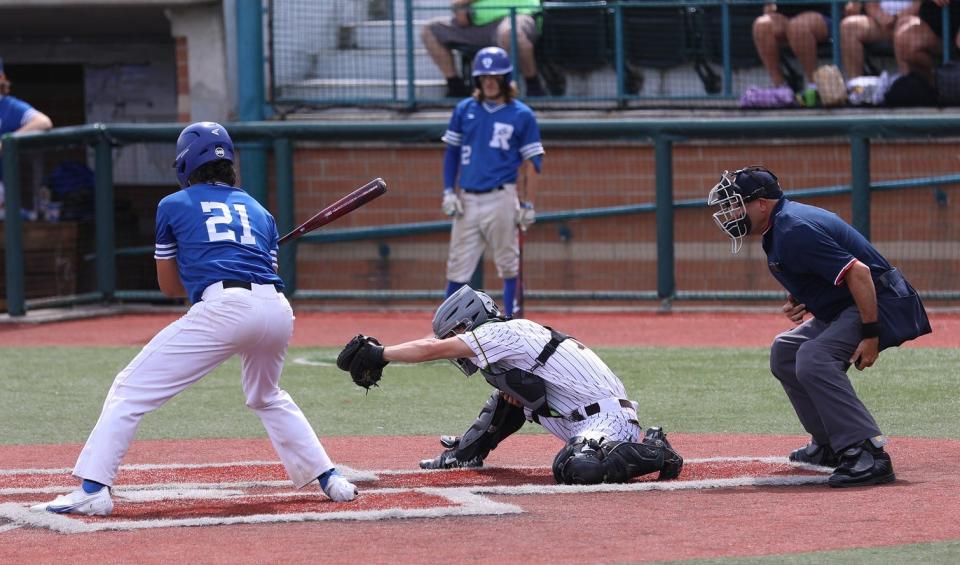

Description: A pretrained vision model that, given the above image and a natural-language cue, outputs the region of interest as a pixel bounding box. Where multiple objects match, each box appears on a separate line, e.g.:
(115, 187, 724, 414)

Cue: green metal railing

(4, 115, 960, 316)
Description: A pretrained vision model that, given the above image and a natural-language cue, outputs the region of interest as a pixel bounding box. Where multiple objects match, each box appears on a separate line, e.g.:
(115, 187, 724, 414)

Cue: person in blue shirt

(32, 122, 357, 517)
(707, 166, 931, 488)
(440, 46, 544, 317)
(0, 57, 53, 219)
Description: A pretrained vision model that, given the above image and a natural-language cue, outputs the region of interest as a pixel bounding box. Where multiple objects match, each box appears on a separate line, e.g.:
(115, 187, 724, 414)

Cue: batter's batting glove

(442, 191, 464, 217)
(515, 202, 536, 230)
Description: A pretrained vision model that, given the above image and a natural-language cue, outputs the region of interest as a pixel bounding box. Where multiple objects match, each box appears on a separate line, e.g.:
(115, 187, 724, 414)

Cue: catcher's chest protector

(480, 328, 569, 415)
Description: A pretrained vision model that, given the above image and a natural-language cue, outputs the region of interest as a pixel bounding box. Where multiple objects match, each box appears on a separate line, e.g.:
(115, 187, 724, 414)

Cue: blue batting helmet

(173, 121, 234, 187)
(472, 46, 512, 85)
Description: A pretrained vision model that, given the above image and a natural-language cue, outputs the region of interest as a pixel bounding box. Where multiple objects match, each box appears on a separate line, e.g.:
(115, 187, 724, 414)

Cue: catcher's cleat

(642, 427, 683, 480)
(789, 440, 840, 468)
(319, 468, 358, 502)
(31, 487, 113, 516)
(827, 440, 896, 488)
(419, 450, 483, 470)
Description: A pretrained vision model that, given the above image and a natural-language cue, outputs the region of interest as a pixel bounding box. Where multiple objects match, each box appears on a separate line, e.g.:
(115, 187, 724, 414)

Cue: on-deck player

(440, 46, 543, 317)
(339, 285, 683, 485)
(32, 122, 357, 516)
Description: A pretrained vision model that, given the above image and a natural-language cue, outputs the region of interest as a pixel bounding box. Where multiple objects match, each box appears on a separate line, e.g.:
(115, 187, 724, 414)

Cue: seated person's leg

(421, 16, 472, 97)
(786, 11, 830, 85)
(894, 16, 941, 84)
(753, 12, 790, 86)
(495, 15, 545, 96)
(840, 14, 876, 79)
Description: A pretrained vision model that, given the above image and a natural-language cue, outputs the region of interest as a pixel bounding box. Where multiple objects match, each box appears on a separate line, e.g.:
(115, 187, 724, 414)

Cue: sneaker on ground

(320, 469, 358, 502)
(788, 440, 840, 467)
(827, 440, 896, 488)
(30, 487, 113, 516)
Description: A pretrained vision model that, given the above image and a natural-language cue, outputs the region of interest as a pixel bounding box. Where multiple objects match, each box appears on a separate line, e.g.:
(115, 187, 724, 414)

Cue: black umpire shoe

(789, 440, 840, 468)
(827, 440, 896, 488)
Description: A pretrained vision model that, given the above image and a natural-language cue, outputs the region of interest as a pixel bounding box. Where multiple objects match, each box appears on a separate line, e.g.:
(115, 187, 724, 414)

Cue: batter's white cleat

(320, 469, 358, 502)
(31, 487, 113, 516)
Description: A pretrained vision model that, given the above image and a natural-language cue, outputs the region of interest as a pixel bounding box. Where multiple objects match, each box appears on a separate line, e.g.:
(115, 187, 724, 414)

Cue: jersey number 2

(201, 201, 256, 245)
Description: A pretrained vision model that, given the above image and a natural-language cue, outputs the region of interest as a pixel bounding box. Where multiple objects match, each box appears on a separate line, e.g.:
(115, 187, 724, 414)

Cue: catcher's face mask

(708, 170, 754, 254)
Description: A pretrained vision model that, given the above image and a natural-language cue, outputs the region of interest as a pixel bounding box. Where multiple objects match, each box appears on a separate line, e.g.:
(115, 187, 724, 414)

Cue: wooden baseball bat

(278, 178, 387, 245)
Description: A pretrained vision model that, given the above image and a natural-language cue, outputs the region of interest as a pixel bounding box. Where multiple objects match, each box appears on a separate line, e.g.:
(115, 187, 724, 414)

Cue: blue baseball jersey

(154, 182, 283, 303)
(762, 198, 892, 321)
(442, 98, 544, 190)
(0, 95, 39, 179)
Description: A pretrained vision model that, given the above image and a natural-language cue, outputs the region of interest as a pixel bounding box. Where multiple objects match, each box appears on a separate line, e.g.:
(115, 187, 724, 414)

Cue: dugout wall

(2, 118, 958, 316)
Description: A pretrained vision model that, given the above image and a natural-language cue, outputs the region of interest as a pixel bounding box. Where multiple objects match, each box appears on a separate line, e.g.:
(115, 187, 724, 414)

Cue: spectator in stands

(753, 2, 860, 105)
(421, 0, 545, 98)
(894, 0, 960, 86)
(841, 1, 917, 80)
(0, 57, 54, 221)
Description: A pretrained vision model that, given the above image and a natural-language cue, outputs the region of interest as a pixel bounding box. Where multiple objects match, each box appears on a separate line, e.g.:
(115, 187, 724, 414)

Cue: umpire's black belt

(462, 185, 506, 194)
(569, 398, 636, 422)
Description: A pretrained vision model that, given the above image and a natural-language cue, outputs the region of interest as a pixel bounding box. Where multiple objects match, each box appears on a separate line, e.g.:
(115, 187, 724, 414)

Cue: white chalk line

(0, 457, 829, 534)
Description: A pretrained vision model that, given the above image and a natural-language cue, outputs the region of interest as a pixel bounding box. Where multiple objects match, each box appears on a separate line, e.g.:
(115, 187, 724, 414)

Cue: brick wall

(281, 139, 960, 298)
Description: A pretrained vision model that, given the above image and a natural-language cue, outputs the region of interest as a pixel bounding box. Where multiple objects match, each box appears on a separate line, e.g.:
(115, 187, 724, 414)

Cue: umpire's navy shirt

(762, 198, 892, 322)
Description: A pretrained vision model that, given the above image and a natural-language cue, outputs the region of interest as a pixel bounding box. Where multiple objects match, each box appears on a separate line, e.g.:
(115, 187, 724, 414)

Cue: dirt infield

(1, 435, 959, 564)
(1, 310, 957, 563)
(1, 310, 957, 348)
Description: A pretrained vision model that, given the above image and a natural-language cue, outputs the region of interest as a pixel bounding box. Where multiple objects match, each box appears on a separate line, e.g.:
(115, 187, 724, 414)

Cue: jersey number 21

(201, 201, 256, 245)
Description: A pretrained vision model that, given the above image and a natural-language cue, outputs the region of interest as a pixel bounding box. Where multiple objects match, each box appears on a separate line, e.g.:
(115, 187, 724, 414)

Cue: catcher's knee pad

(552, 436, 606, 485)
(455, 391, 526, 462)
(601, 427, 684, 482)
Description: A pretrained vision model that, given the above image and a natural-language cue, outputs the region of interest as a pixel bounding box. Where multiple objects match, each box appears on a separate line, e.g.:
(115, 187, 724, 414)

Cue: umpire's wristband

(861, 321, 881, 339)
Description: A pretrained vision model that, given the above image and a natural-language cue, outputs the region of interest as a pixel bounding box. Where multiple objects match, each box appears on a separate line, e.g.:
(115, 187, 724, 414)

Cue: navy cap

(732, 166, 783, 201)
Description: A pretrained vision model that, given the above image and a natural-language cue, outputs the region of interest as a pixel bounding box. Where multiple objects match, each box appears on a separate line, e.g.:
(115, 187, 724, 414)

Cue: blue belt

(462, 185, 506, 194)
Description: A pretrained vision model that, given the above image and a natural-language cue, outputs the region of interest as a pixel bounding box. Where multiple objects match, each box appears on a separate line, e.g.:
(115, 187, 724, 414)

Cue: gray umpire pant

(769, 305, 883, 452)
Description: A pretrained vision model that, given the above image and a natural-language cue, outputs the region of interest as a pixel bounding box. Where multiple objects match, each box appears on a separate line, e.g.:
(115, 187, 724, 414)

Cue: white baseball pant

(73, 282, 334, 488)
(446, 184, 520, 282)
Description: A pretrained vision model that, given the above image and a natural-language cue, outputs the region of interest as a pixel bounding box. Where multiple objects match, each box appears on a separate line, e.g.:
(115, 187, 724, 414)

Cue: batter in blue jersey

(440, 46, 544, 317)
(707, 165, 931, 490)
(33, 122, 357, 517)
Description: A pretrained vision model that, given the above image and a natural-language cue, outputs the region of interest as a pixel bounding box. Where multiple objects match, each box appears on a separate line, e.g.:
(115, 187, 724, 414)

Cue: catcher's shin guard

(419, 391, 525, 469)
(602, 427, 684, 482)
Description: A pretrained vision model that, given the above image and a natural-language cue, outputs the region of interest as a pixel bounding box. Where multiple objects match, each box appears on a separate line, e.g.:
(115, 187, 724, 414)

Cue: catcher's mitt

(336, 334, 388, 390)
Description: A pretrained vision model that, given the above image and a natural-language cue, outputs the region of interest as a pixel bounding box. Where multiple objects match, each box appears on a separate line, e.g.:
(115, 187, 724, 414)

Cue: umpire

(707, 166, 931, 488)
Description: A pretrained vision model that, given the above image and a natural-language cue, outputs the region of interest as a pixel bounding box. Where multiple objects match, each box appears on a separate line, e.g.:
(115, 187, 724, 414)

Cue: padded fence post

(2, 135, 25, 316)
(274, 138, 296, 296)
(404, 0, 416, 109)
(851, 135, 871, 240)
(95, 132, 116, 301)
(655, 136, 675, 306)
(236, 0, 268, 204)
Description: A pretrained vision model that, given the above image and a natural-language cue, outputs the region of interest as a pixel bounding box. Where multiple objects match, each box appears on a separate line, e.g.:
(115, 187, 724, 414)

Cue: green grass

(0, 346, 957, 445)
(652, 539, 960, 564)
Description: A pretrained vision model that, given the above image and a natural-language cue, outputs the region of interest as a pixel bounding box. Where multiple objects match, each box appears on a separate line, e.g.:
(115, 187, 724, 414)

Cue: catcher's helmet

(707, 166, 782, 254)
(433, 285, 502, 375)
(472, 46, 513, 87)
(173, 121, 235, 188)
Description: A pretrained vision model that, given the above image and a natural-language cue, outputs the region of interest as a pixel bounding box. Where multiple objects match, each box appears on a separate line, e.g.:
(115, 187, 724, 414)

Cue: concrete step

(312, 48, 446, 81)
(277, 78, 448, 104)
(338, 19, 433, 50)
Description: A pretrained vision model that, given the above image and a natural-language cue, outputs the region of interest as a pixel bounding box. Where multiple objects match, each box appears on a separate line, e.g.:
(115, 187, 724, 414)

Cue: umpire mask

(707, 167, 781, 254)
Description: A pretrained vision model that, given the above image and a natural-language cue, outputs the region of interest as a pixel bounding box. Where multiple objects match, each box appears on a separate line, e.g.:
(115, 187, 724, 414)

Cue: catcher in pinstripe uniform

(337, 286, 683, 485)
